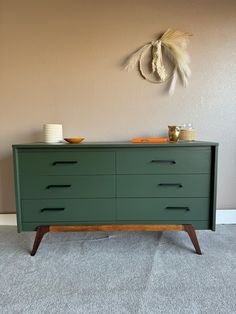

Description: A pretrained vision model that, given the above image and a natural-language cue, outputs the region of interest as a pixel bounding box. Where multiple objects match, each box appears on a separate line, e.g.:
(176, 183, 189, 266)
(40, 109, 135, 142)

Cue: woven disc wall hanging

(124, 29, 192, 95)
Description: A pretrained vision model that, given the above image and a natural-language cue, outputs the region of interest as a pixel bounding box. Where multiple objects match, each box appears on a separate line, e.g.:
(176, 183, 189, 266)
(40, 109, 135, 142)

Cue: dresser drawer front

(18, 150, 115, 175)
(22, 199, 115, 222)
(117, 148, 211, 174)
(20, 175, 115, 199)
(117, 174, 210, 197)
(117, 198, 209, 221)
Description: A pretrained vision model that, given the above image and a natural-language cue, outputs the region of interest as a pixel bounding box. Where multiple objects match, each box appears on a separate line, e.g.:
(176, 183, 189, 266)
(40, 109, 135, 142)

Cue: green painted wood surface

(117, 174, 210, 197)
(18, 151, 115, 175)
(13, 148, 22, 232)
(20, 175, 115, 199)
(117, 148, 211, 174)
(211, 145, 218, 231)
(12, 141, 219, 149)
(117, 198, 209, 221)
(12, 141, 218, 232)
(22, 199, 115, 222)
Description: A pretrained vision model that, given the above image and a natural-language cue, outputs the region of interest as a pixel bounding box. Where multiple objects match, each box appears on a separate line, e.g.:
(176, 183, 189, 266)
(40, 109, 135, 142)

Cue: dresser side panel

(210, 145, 218, 231)
(12, 147, 22, 232)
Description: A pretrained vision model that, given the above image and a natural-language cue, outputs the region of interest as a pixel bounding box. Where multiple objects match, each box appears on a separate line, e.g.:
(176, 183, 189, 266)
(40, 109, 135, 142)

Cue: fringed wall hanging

(125, 29, 192, 95)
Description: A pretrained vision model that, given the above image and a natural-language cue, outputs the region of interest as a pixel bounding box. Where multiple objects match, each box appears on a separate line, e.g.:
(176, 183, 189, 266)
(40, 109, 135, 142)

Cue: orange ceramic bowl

(64, 138, 85, 144)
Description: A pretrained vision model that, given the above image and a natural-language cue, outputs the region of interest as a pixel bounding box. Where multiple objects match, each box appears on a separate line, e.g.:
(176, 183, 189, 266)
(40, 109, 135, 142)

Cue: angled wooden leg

(31, 226, 49, 256)
(184, 224, 202, 255)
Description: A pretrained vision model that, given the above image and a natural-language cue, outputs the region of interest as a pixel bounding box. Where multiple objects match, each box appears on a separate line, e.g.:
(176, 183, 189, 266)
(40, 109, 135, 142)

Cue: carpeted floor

(0, 225, 236, 314)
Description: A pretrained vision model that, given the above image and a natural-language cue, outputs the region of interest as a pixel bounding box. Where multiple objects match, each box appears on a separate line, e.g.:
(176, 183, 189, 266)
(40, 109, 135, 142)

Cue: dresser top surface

(13, 141, 218, 149)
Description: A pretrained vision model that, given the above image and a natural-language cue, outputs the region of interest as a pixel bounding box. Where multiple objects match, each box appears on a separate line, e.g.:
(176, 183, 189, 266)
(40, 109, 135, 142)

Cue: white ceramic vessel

(43, 124, 63, 143)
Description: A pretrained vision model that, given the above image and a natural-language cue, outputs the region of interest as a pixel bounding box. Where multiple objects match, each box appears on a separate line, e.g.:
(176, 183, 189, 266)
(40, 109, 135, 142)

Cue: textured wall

(0, 0, 236, 213)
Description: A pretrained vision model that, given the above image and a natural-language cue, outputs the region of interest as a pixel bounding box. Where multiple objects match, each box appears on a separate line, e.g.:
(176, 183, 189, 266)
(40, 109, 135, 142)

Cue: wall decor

(125, 29, 192, 94)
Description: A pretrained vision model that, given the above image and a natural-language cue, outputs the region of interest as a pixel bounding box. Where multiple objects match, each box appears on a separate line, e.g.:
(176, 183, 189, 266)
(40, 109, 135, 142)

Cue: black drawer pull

(158, 183, 183, 188)
(46, 184, 71, 189)
(151, 160, 176, 164)
(166, 206, 190, 211)
(41, 208, 65, 212)
(52, 161, 78, 165)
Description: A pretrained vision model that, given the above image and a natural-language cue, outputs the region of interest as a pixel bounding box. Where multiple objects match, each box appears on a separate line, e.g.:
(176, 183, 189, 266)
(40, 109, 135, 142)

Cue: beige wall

(0, 0, 236, 213)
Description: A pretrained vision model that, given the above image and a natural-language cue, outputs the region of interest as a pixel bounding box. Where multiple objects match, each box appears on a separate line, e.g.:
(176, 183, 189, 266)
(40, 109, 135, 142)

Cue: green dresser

(12, 141, 218, 255)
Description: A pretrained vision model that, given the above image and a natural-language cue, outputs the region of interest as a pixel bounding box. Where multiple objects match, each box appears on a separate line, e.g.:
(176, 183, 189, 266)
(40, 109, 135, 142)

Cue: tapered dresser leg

(31, 226, 49, 256)
(184, 224, 202, 255)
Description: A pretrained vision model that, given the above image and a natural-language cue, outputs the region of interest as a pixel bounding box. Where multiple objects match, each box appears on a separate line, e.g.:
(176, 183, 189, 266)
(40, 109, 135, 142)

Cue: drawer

(117, 174, 210, 197)
(117, 148, 211, 174)
(22, 199, 115, 222)
(117, 198, 209, 221)
(20, 175, 115, 199)
(18, 150, 115, 175)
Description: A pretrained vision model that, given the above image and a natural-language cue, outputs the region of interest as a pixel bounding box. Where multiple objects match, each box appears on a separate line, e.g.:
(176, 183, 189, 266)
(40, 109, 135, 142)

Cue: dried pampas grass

(124, 44, 151, 72)
(124, 29, 192, 94)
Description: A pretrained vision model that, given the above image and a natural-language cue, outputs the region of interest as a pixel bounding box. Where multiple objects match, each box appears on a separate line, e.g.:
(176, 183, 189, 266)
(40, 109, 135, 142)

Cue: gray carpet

(0, 225, 236, 314)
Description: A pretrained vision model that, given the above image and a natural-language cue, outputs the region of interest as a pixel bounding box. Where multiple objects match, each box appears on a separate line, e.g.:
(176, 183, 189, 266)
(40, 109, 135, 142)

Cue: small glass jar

(179, 123, 196, 141)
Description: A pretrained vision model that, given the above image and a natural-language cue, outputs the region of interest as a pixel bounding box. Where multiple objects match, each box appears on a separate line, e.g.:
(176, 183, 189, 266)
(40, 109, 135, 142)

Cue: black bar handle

(166, 206, 190, 211)
(46, 184, 71, 189)
(151, 160, 176, 164)
(41, 208, 65, 212)
(52, 161, 78, 165)
(158, 183, 183, 188)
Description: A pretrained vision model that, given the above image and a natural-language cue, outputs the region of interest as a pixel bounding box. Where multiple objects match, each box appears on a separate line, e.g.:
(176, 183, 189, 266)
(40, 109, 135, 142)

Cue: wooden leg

(31, 226, 49, 256)
(184, 224, 202, 255)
